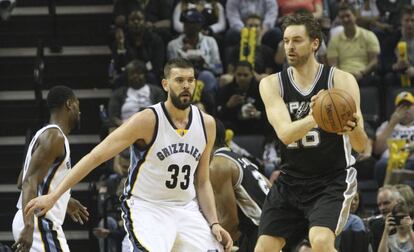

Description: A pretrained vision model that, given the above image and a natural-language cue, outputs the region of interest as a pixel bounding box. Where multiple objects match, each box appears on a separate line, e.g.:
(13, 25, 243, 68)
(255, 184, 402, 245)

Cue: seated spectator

(343, 191, 366, 232)
(395, 184, 414, 217)
(167, 9, 222, 93)
(327, 3, 380, 87)
(225, 0, 282, 50)
(221, 14, 275, 85)
(381, 5, 414, 86)
(374, 91, 414, 186)
(110, 10, 165, 86)
(172, 0, 226, 36)
(108, 60, 165, 128)
(216, 61, 269, 135)
(277, 0, 323, 21)
(378, 201, 414, 252)
(369, 185, 403, 252)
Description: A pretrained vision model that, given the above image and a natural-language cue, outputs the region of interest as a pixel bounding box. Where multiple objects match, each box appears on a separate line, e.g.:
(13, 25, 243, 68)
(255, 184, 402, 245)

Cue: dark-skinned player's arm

(25, 109, 155, 218)
(210, 156, 241, 241)
(195, 113, 233, 252)
(259, 74, 317, 145)
(333, 69, 368, 153)
(12, 129, 65, 252)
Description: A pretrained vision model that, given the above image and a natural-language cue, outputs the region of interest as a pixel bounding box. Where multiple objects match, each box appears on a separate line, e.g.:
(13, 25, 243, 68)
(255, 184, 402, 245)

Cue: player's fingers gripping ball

(312, 88, 356, 133)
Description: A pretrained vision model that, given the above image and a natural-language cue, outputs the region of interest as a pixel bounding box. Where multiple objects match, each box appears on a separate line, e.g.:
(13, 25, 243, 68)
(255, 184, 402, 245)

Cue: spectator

(108, 60, 165, 128)
(111, 10, 165, 85)
(378, 202, 414, 252)
(216, 61, 269, 135)
(167, 8, 222, 93)
(327, 3, 380, 87)
(343, 191, 366, 232)
(277, 0, 323, 21)
(369, 185, 403, 252)
(222, 14, 275, 86)
(172, 0, 226, 35)
(381, 5, 414, 86)
(373, 91, 414, 186)
(395, 184, 414, 217)
(225, 0, 281, 50)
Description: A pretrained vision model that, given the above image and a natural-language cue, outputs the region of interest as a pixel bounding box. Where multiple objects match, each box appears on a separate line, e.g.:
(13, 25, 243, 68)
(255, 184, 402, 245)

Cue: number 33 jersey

(123, 103, 207, 205)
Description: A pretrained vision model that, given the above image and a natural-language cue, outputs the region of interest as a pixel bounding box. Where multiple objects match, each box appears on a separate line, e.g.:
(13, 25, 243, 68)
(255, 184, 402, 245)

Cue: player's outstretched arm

(195, 113, 233, 252)
(260, 75, 317, 145)
(210, 157, 241, 241)
(66, 197, 89, 225)
(13, 129, 65, 252)
(25, 109, 155, 218)
(333, 69, 368, 153)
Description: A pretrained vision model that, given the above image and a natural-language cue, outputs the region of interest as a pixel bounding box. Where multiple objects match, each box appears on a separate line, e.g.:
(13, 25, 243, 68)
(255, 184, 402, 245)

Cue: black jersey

(214, 147, 269, 234)
(276, 64, 355, 178)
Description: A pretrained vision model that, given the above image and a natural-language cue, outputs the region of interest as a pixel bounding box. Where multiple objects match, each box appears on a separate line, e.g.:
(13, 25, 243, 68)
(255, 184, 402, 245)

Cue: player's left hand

(12, 225, 33, 252)
(211, 224, 233, 252)
(67, 197, 89, 225)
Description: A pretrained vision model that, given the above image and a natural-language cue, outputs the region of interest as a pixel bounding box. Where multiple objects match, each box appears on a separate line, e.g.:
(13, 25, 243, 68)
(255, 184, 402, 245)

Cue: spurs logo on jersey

(276, 64, 355, 178)
(123, 103, 207, 205)
(16, 124, 71, 225)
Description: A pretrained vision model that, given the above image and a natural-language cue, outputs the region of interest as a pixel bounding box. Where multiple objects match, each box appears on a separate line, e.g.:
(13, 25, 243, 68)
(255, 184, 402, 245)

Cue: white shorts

(121, 197, 224, 252)
(12, 210, 70, 252)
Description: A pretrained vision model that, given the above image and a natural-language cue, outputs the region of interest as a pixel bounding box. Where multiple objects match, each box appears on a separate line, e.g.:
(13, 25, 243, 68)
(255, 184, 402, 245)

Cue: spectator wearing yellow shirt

(327, 3, 380, 87)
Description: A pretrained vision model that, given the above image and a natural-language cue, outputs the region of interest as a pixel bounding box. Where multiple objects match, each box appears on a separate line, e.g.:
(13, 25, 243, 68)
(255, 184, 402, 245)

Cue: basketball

(312, 89, 356, 133)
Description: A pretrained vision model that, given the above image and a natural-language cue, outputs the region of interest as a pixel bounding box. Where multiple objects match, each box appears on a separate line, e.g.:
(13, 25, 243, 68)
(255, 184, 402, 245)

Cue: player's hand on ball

(24, 194, 55, 218)
(67, 197, 89, 225)
(211, 224, 233, 252)
(309, 89, 326, 115)
(340, 113, 359, 134)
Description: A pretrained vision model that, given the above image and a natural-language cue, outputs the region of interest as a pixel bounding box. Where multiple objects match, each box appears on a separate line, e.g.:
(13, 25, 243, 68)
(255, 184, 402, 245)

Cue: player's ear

(161, 78, 169, 92)
(312, 38, 319, 52)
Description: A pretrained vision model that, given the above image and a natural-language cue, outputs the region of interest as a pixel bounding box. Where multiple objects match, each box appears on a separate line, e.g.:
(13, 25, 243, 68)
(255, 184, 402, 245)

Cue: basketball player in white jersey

(12, 86, 89, 252)
(25, 58, 233, 252)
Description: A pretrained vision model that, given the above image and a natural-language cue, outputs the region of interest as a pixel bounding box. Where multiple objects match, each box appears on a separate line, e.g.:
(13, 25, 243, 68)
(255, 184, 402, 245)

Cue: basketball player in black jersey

(254, 13, 368, 252)
(210, 120, 271, 252)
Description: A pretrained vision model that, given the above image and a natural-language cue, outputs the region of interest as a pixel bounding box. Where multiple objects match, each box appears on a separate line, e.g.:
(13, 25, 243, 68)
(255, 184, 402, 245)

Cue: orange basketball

(312, 89, 356, 133)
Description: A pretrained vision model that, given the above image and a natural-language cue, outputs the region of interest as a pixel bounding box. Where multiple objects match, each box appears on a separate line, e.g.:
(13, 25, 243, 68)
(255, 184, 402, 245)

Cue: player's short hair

(214, 119, 226, 148)
(163, 58, 194, 78)
(281, 12, 322, 51)
(47, 85, 75, 111)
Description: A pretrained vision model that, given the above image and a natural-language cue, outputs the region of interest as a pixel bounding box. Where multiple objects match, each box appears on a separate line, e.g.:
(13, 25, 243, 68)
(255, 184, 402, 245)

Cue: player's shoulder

(198, 109, 215, 128)
(129, 107, 157, 124)
(259, 73, 279, 93)
(39, 127, 65, 143)
(333, 67, 355, 80)
(211, 154, 237, 180)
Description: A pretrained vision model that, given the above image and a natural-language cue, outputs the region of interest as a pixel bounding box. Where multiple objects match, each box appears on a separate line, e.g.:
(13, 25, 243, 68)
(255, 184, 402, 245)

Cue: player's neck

(164, 101, 191, 128)
(50, 114, 70, 135)
(291, 58, 320, 85)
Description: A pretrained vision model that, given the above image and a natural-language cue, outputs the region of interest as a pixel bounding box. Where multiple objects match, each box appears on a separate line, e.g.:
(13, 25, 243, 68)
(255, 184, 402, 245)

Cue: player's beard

(170, 89, 193, 110)
(287, 51, 312, 67)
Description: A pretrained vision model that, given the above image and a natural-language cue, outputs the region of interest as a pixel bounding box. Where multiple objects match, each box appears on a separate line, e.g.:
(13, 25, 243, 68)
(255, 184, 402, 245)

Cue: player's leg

(172, 201, 223, 252)
(308, 168, 357, 252)
(309, 226, 336, 252)
(255, 180, 306, 252)
(254, 235, 285, 252)
(121, 198, 177, 252)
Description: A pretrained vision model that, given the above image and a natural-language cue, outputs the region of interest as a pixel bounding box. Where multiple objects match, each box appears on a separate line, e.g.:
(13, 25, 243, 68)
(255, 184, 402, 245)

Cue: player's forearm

(374, 123, 397, 155)
(51, 151, 103, 201)
(196, 180, 219, 225)
(275, 115, 317, 145)
(377, 230, 389, 252)
(220, 216, 240, 241)
(348, 126, 368, 153)
(21, 177, 38, 228)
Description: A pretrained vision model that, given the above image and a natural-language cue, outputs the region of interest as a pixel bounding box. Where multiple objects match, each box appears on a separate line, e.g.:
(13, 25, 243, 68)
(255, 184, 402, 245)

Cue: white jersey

(16, 124, 71, 226)
(123, 103, 207, 205)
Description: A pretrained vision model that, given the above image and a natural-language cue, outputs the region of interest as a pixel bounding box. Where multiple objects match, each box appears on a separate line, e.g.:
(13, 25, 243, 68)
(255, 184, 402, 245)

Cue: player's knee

(254, 236, 284, 252)
(309, 233, 334, 251)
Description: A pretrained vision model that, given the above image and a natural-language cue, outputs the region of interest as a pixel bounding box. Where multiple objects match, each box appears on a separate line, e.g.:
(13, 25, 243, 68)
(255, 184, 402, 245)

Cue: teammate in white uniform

(25, 58, 233, 252)
(12, 86, 89, 252)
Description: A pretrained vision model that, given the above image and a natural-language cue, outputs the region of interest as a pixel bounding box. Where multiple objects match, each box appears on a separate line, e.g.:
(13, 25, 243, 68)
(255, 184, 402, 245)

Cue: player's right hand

(12, 225, 33, 252)
(24, 194, 55, 218)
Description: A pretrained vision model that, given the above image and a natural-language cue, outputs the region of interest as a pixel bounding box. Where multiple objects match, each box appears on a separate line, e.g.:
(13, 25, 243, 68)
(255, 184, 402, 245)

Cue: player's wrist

(209, 222, 220, 229)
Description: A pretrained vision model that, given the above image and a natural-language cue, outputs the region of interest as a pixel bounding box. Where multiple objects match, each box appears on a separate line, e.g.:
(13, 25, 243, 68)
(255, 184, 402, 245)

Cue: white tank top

(17, 124, 71, 226)
(123, 103, 207, 205)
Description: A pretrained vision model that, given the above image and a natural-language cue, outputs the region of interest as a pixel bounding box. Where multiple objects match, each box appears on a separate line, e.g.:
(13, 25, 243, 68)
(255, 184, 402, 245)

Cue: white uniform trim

(334, 167, 357, 235)
(287, 64, 323, 96)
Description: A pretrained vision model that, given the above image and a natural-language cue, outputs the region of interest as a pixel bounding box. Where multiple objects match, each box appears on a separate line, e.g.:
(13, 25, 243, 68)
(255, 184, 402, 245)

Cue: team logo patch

(176, 129, 188, 136)
(66, 160, 71, 169)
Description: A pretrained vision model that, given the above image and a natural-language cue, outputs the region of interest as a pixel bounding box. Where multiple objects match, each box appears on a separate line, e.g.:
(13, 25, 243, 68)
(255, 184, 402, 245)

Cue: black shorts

(258, 168, 357, 244)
